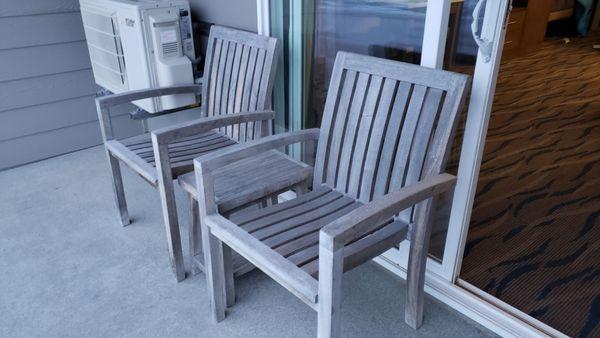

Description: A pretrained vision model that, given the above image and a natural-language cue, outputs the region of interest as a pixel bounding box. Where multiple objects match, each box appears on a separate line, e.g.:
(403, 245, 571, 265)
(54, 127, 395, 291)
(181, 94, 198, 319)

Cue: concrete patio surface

(0, 146, 496, 337)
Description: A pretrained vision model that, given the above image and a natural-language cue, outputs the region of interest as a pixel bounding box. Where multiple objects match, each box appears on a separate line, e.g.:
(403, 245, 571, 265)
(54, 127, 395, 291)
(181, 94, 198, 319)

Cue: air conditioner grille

(81, 8, 127, 90)
(162, 41, 180, 57)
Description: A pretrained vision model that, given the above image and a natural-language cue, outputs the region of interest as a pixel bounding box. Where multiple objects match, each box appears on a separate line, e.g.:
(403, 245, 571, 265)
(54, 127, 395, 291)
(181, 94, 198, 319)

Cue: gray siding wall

(0, 0, 256, 170)
(0, 0, 141, 170)
(189, 0, 257, 32)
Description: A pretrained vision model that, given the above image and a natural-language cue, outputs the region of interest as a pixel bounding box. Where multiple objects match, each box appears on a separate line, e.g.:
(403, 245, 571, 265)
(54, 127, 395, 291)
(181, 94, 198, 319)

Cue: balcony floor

(0, 146, 495, 337)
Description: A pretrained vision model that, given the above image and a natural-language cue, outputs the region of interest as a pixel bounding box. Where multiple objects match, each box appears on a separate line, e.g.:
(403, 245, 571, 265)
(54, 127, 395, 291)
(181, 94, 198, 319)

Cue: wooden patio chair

(193, 52, 469, 337)
(95, 26, 311, 282)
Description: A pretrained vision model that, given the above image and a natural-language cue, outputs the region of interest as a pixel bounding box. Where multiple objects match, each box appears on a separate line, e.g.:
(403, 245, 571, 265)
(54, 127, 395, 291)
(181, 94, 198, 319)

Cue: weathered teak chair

(193, 52, 469, 336)
(96, 26, 310, 282)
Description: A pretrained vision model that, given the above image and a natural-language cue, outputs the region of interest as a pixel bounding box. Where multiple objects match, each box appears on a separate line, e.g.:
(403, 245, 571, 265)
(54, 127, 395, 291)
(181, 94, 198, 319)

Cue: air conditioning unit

(80, 0, 197, 113)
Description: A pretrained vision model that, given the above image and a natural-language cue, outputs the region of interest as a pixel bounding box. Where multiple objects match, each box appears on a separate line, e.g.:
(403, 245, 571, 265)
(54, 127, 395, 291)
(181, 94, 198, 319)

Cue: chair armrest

(319, 173, 457, 251)
(193, 128, 320, 175)
(151, 110, 275, 145)
(95, 84, 202, 109)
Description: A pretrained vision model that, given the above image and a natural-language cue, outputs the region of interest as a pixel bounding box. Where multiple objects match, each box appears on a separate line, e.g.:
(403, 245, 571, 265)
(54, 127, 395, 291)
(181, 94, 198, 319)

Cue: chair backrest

(201, 25, 280, 141)
(314, 52, 469, 221)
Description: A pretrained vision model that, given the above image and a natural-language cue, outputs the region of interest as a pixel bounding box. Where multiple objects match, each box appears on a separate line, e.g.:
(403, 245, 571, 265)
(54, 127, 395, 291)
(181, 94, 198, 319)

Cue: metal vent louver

(81, 8, 128, 91)
(162, 41, 179, 57)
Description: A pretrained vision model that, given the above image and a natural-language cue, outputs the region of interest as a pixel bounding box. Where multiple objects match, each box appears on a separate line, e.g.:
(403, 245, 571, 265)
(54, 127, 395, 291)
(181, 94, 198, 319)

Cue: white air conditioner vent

(81, 8, 127, 90)
(162, 41, 179, 57)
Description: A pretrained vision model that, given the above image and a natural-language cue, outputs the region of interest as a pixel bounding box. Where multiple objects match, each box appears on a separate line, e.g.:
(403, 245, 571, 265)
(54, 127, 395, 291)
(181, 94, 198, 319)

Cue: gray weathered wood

(317, 235, 343, 338)
(107, 151, 130, 226)
(405, 198, 434, 329)
(105, 140, 157, 185)
(178, 149, 312, 210)
(151, 136, 186, 282)
(195, 129, 320, 174)
(194, 52, 469, 335)
(95, 26, 283, 282)
(189, 193, 202, 275)
(204, 214, 319, 307)
(320, 174, 457, 247)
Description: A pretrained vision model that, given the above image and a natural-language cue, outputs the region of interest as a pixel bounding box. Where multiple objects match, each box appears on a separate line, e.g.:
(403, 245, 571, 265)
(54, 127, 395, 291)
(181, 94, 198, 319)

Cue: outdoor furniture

(95, 26, 310, 282)
(193, 52, 469, 337)
(177, 151, 311, 280)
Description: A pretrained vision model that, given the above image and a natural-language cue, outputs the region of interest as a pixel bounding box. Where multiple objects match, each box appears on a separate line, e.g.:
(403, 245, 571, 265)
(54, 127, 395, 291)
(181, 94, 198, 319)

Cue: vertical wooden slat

(247, 48, 266, 140)
(241, 47, 258, 113)
(207, 38, 223, 117)
(372, 82, 413, 197)
(234, 45, 251, 113)
(200, 35, 216, 115)
(404, 88, 444, 187)
(213, 40, 230, 119)
(229, 43, 243, 140)
(220, 42, 236, 135)
(314, 52, 347, 185)
(421, 82, 466, 178)
(249, 48, 267, 112)
(387, 85, 428, 196)
(347, 75, 383, 199)
(257, 40, 278, 110)
(358, 78, 397, 202)
(241, 47, 258, 141)
(335, 72, 370, 193)
(325, 70, 357, 187)
(235, 45, 251, 142)
(220, 42, 237, 136)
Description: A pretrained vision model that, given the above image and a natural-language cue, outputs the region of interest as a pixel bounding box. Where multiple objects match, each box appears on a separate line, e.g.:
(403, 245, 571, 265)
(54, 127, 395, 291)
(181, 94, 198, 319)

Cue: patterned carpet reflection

(461, 32, 600, 337)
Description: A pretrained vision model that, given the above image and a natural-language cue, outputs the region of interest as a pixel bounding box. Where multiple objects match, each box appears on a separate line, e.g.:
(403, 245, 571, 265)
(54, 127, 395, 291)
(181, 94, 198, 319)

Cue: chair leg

(223, 244, 236, 307)
(156, 177, 186, 282)
(201, 221, 227, 322)
(405, 199, 434, 329)
(188, 193, 203, 275)
(317, 247, 344, 338)
(269, 195, 279, 205)
(106, 151, 130, 226)
(295, 181, 309, 196)
(259, 198, 269, 208)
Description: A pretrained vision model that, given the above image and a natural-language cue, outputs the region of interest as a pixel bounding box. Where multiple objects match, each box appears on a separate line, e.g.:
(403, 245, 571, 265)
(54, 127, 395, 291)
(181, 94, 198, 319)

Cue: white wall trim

(420, 0, 451, 68)
(256, 0, 270, 35)
(373, 255, 568, 338)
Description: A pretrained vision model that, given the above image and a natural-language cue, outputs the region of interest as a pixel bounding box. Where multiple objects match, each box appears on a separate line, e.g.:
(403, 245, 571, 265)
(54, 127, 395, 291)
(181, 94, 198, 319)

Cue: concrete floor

(0, 146, 496, 337)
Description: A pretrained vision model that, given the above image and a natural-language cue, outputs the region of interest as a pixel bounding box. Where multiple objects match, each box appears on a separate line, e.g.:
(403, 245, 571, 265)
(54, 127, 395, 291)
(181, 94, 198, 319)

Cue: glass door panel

(305, 0, 427, 128)
(458, 2, 600, 335)
(270, 0, 427, 134)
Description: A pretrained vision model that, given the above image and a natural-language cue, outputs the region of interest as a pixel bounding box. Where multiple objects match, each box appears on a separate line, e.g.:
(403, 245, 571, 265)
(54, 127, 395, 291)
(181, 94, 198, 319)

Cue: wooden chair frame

(194, 52, 469, 336)
(96, 26, 285, 282)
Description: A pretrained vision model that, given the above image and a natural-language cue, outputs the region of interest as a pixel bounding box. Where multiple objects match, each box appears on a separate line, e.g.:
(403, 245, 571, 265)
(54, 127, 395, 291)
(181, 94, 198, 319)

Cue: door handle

(471, 0, 493, 62)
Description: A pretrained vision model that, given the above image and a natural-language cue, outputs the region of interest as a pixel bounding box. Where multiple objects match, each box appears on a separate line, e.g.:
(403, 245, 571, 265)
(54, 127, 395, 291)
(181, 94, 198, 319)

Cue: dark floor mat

(460, 32, 600, 337)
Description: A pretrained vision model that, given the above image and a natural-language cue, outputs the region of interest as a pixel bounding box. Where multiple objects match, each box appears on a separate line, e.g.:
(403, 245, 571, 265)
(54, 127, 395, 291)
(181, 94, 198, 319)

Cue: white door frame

(255, 1, 567, 336)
